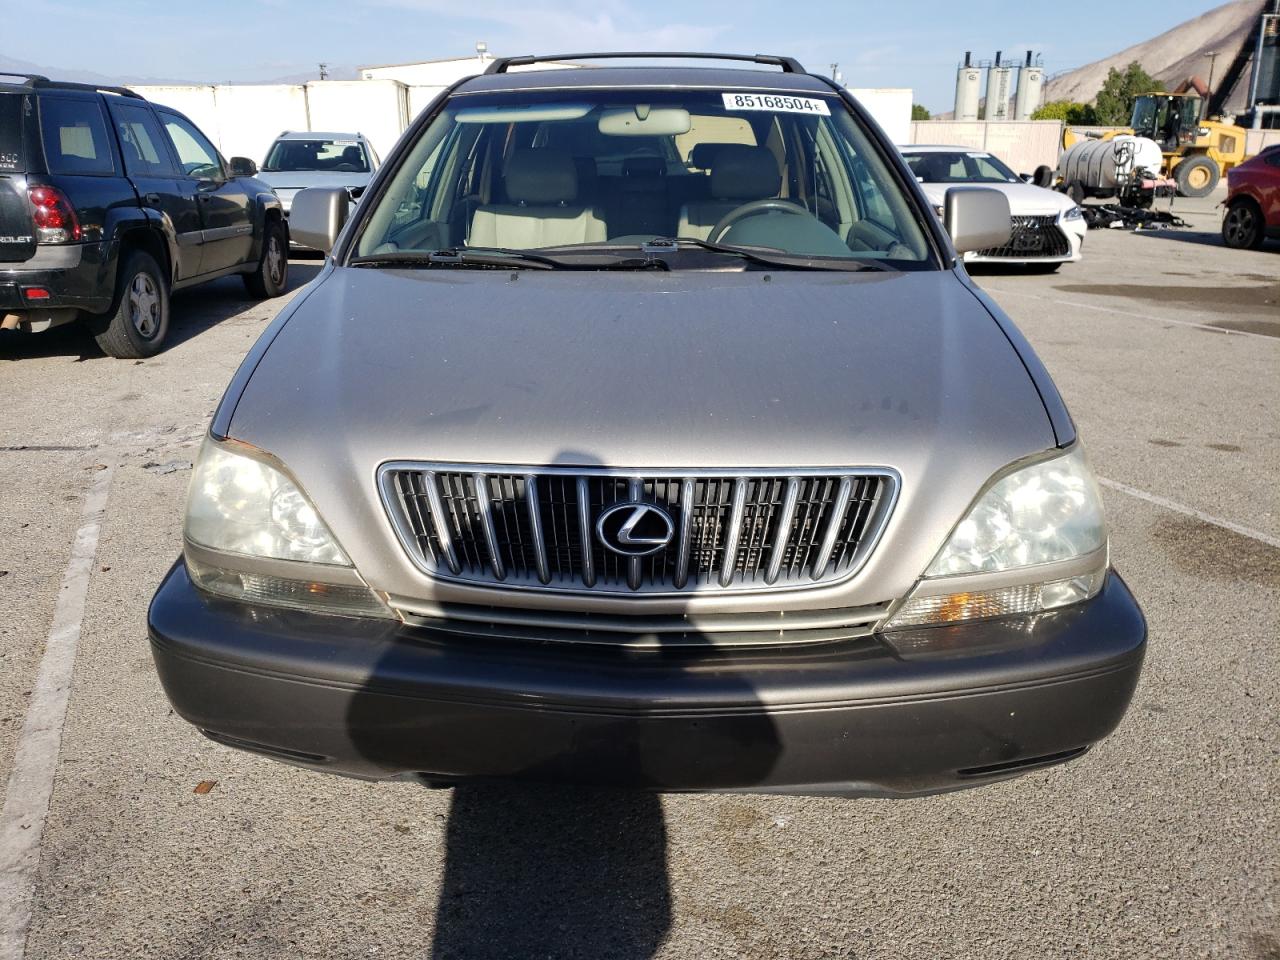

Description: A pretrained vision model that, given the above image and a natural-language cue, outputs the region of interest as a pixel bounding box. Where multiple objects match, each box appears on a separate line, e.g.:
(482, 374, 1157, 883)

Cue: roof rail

(0, 73, 142, 99)
(483, 52, 807, 75)
(0, 72, 51, 84)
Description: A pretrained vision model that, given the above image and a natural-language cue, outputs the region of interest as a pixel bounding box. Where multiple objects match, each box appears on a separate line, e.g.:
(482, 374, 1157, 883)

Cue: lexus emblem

(595, 501, 675, 557)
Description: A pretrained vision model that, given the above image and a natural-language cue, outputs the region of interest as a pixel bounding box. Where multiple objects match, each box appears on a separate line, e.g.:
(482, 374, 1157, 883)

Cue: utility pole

(318, 62, 329, 81)
(1203, 50, 1218, 118)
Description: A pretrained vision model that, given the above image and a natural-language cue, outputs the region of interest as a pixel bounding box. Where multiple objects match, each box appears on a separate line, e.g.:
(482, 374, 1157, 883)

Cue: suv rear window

(0, 94, 24, 172)
(39, 97, 114, 176)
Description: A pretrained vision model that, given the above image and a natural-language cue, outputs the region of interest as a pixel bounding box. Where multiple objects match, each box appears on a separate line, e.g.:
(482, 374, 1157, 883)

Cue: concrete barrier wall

(409, 85, 449, 122)
(849, 89, 913, 145)
(303, 80, 409, 160)
(1245, 129, 1280, 154)
(909, 120, 1064, 172)
(132, 81, 410, 167)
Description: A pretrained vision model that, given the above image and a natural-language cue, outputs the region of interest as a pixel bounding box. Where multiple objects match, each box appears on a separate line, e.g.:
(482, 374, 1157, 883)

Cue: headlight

(184, 438, 392, 618)
(1062, 205, 1084, 221)
(884, 447, 1107, 630)
(926, 446, 1105, 575)
(186, 438, 347, 564)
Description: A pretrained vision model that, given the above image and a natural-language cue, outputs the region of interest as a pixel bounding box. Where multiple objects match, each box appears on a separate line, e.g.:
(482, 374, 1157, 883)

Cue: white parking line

(1099, 476, 1280, 549)
(0, 463, 114, 960)
(984, 287, 1278, 342)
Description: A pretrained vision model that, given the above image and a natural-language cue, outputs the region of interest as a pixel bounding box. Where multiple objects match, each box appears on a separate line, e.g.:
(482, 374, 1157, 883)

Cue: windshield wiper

(349, 246, 671, 271)
(643, 237, 887, 272)
(349, 248, 559, 270)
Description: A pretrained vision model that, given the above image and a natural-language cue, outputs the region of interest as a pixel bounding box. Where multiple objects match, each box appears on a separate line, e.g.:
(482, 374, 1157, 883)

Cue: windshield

(1130, 97, 1158, 136)
(903, 151, 1018, 184)
(263, 138, 370, 173)
(352, 88, 933, 268)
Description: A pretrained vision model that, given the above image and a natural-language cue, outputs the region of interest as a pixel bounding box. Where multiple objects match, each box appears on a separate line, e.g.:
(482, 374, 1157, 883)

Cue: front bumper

(148, 563, 1146, 796)
(964, 216, 1086, 265)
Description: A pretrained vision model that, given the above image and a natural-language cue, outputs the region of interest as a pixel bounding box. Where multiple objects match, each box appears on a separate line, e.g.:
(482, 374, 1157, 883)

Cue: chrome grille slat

(576, 477, 595, 588)
(765, 477, 801, 585)
(718, 478, 749, 587)
(524, 474, 551, 584)
(472, 472, 504, 580)
(811, 476, 853, 581)
(380, 464, 896, 596)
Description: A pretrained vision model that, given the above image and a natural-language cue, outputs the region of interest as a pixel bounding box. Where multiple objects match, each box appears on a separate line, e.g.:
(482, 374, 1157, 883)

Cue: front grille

(379, 464, 896, 595)
(975, 214, 1071, 259)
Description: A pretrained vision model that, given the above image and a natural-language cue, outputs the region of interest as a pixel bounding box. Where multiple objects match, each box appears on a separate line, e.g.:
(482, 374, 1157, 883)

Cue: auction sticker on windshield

(722, 93, 831, 115)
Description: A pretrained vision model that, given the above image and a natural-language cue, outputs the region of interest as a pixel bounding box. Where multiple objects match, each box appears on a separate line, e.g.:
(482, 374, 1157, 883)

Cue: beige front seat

(469, 148, 607, 248)
(677, 145, 781, 241)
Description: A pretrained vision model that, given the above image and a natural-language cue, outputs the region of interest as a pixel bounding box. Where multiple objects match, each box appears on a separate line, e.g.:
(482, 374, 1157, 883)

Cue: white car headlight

(1062, 205, 1084, 221)
(885, 447, 1107, 630)
(184, 438, 392, 618)
(926, 446, 1105, 576)
(186, 438, 347, 564)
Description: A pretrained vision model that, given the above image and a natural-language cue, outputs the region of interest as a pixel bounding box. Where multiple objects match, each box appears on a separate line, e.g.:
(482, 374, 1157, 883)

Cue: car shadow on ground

(0, 260, 321, 362)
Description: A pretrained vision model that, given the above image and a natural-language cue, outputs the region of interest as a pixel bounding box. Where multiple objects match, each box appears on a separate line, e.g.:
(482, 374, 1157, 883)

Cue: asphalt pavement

(0, 193, 1275, 959)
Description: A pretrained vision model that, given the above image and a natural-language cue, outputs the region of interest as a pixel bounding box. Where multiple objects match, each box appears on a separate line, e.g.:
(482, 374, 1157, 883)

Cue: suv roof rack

(0, 72, 143, 100)
(483, 52, 807, 75)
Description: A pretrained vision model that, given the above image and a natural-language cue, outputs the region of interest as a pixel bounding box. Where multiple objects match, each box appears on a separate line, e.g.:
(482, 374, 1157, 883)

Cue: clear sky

(14, 0, 1235, 112)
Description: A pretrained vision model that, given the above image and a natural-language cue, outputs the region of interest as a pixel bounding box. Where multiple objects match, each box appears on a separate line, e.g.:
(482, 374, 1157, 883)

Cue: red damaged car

(1222, 144, 1280, 249)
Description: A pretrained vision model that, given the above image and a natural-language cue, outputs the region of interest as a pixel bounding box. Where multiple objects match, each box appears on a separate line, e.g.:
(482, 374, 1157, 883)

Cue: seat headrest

(710, 145, 781, 201)
(689, 142, 733, 170)
(622, 156, 665, 178)
(504, 148, 578, 205)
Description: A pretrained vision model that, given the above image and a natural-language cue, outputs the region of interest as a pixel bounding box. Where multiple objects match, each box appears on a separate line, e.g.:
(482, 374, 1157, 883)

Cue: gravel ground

(0, 193, 1275, 960)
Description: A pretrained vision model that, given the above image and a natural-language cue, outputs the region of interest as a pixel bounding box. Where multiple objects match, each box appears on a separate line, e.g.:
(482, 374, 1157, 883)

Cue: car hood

(919, 180, 1072, 216)
(256, 171, 372, 199)
(225, 267, 1058, 609)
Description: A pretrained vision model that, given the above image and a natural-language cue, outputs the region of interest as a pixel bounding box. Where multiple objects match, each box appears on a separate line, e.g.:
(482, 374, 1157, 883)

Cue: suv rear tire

(91, 251, 170, 359)
(244, 220, 288, 299)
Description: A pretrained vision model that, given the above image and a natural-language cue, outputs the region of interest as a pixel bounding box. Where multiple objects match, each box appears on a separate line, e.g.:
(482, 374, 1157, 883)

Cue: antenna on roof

(318, 62, 329, 81)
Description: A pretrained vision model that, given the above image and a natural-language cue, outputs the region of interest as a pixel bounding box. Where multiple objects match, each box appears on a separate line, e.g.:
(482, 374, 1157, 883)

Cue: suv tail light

(28, 186, 82, 244)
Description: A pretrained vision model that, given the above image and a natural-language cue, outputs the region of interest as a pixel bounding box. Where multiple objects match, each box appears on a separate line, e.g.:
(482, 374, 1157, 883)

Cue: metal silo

(954, 52, 982, 121)
(1014, 51, 1044, 120)
(985, 51, 1013, 121)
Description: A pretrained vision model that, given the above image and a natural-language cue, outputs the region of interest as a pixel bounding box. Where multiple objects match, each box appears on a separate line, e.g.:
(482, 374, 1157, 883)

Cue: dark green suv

(0, 73, 289, 357)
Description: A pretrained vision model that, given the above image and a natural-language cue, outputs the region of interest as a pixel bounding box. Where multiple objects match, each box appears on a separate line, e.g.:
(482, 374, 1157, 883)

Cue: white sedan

(900, 145, 1086, 271)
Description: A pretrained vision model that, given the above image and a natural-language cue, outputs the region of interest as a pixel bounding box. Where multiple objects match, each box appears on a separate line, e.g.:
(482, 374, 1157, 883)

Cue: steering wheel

(707, 199, 808, 244)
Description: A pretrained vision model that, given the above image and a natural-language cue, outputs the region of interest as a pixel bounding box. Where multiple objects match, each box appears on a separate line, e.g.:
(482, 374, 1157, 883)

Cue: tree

(1031, 100, 1097, 124)
(1091, 61, 1158, 125)
(911, 103, 931, 121)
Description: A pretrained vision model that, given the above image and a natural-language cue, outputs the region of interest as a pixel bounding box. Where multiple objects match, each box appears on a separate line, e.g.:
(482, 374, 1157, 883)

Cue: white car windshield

(353, 89, 934, 267)
(904, 151, 1019, 184)
(264, 139, 370, 173)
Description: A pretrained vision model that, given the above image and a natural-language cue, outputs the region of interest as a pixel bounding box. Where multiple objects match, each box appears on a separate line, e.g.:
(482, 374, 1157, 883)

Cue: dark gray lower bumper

(148, 564, 1146, 796)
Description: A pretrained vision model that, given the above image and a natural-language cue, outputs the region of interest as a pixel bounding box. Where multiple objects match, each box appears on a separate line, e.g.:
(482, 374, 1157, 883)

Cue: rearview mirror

(229, 156, 257, 177)
(598, 106, 691, 137)
(290, 187, 351, 254)
(943, 186, 1011, 254)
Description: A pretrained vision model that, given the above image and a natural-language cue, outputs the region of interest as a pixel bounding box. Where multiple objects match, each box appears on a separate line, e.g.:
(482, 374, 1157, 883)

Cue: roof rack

(0, 72, 142, 100)
(483, 52, 807, 75)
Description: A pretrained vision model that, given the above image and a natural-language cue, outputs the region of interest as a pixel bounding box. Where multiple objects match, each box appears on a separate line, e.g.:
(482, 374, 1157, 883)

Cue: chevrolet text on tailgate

(148, 53, 1146, 797)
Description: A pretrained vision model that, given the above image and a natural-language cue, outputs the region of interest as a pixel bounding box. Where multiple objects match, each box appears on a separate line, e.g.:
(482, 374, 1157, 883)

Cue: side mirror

(229, 156, 257, 177)
(944, 186, 1011, 254)
(290, 187, 351, 254)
